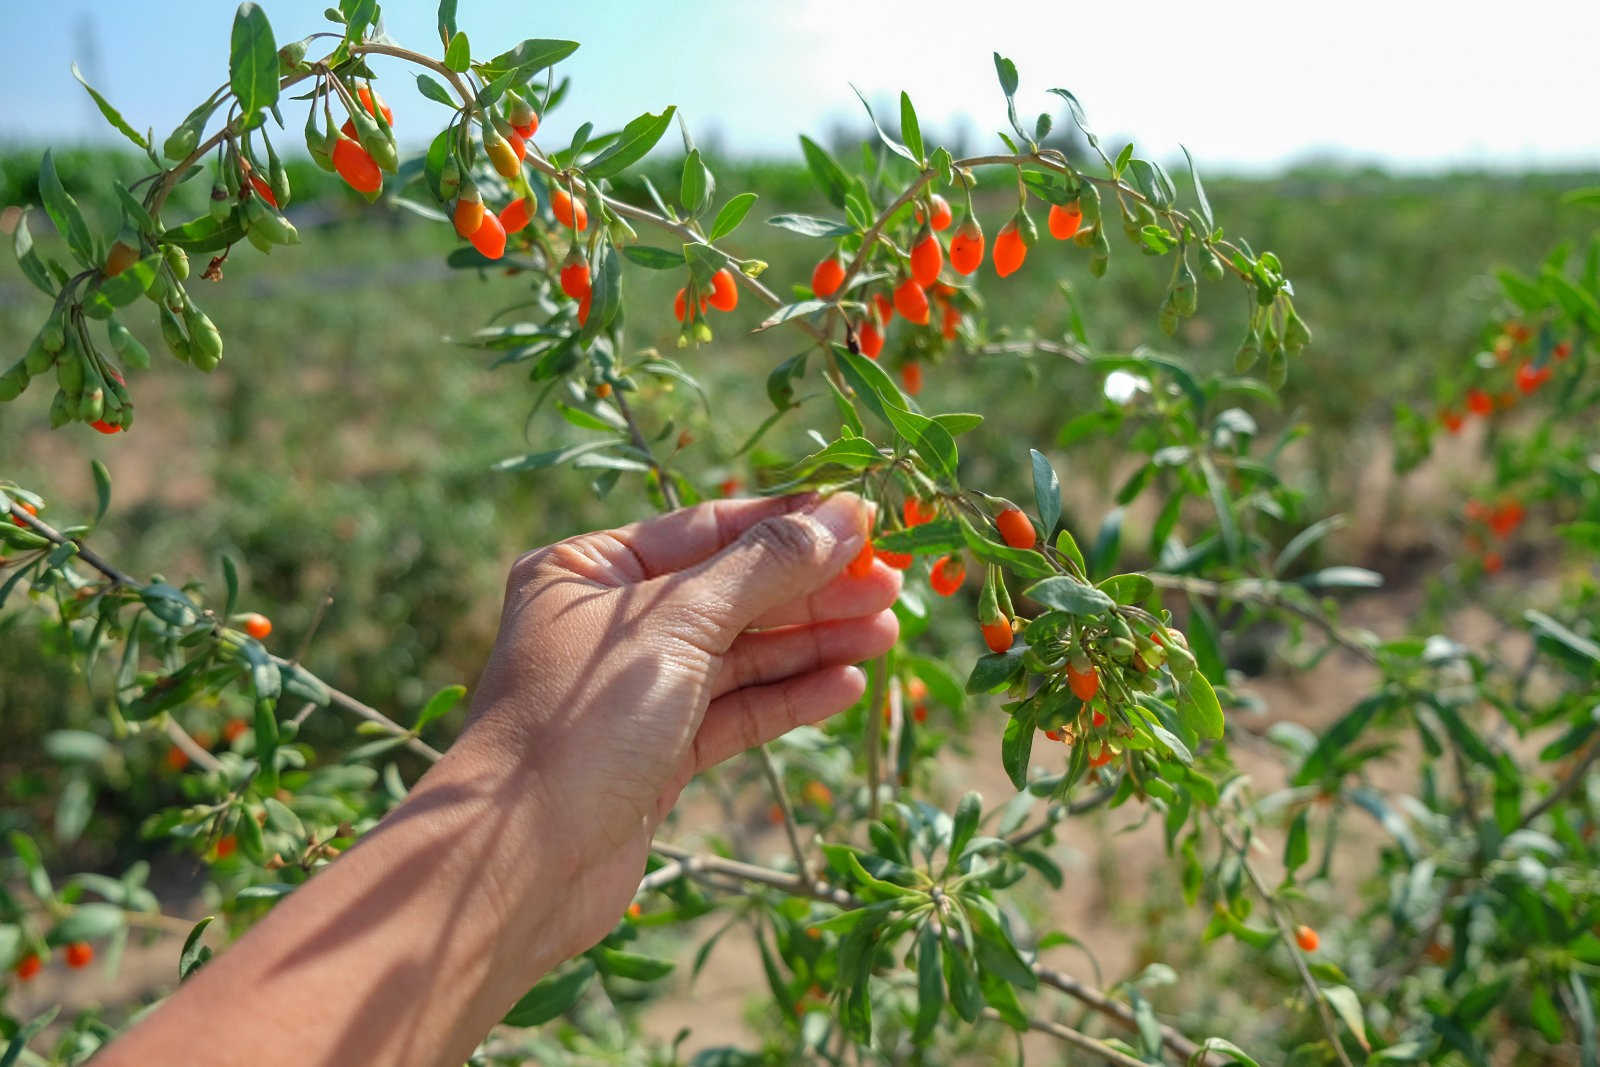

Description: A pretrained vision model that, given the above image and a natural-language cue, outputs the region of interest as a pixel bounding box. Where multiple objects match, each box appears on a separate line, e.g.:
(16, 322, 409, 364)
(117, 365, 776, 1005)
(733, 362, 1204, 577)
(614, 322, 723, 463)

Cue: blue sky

(2, 0, 1597, 173)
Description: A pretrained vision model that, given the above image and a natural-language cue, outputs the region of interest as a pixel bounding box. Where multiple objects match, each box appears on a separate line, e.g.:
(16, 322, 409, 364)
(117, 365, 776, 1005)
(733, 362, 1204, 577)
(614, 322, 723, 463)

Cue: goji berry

(940, 301, 961, 341)
(846, 539, 875, 579)
(595, 382, 613, 399)
(356, 86, 393, 126)
(718, 477, 740, 497)
(982, 618, 1014, 654)
(551, 188, 588, 231)
(708, 268, 739, 312)
(165, 746, 190, 772)
(1554, 341, 1572, 360)
(249, 173, 278, 208)
(1066, 662, 1100, 702)
(802, 781, 832, 806)
(1043, 728, 1064, 742)
(858, 316, 884, 359)
(627, 903, 642, 919)
(222, 718, 248, 744)
(90, 419, 122, 435)
(1047, 200, 1083, 240)
(104, 241, 139, 278)
(1506, 321, 1531, 343)
(904, 498, 936, 527)
(13, 952, 41, 981)
(560, 260, 592, 301)
(811, 256, 845, 299)
(241, 612, 272, 640)
(470, 212, 507, 260)
(876, 546, 913, 570)
(1482, 551, 1503, 574)
(906, 678, 928, 703)
(64, 942, 93, 969)
(1489, 500, 1524, 539)
(215, 834, 237, 860)
(1091, 710, 1108, 727)
(1514, 360, 1550, 394)
(674, 288, 689, 323)
(900, 361, 923, 396)
(331, 137, 382, 195)
(452, 194, 484, 238)
(1294, 925, 1319, 953)
(950, 217, 984, 276)
(766, 803, 784, 825)
(873, 291, 895, 324)
(910, 228, 943, 287)
(577, 291, 592, 326)
(894, 278, 930, 325)
(995, 507, 1036, 549)
(1465, 388, 1493, 416)
(929, 555, 965, 596)
(484, 132, 519, 179)
(913, 703, 928, 723)
(505, 128, 527, 162)
(993, 220, 1027, 278)
(499, 197, 531, 234)
(1439, 409, 1463, 434)
(916, 193, 953, 231)
(1089, 747, 1114, 768)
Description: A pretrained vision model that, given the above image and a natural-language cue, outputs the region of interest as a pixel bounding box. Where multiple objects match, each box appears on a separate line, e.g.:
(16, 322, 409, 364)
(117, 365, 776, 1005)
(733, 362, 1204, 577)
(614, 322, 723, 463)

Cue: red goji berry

(1089, 748, 1114, 768)
(950, 217, 984, 275)
(1439, 409, 1463, 434)
(241, 612, 272, 639)
(1482, 551, 1504, 574)
(90, 419, 121, 435)
(718, 477, 740, 497)
(560, 260, 592, 301)
(551, 188, 588, 231)
(222, 718, 249, 744)
(982, 618, 1014, 654)
(846, 539, 875, 579)
(577, 291, 592, 326)
(915, 193, 953, 231)
(858, 316, 884, 359)
(900, 361, 923, 396)
(64, 942, 93, 969)
(165, 746, 190, 772)
(929, 555, 965, 596)
(811, 256, 845, 299)
(995, 507, 1036, 549)
(104, 241, 139, 278)
(1466, 388, 1493, 416)
(1047, 200, 1083, 240)
(356, 86, 393, 126)
(1554, 341, 1572, 360)
(1043, 728, 1064, 742)
(499, 197, 531, 234)
(469, 212, 506, 260)
(940, 301, 960, 341)
(215, 834, 237, 860)
(13, 952, 41, 981)
(709, 268, 739, 312)
(904, 498, 936, 527)
(876, 546, 913, 570)
(249, 173, 278, 209)
(1515, 360, 1550, 394)
(873, 291, 894, 324)
(331, 137, 382, 195)
(894, 278, 930, 325)
(1066, 662, 1099, 702)
(1091, 710, 1108, 727)
(910, 228, 943, 287)
(993, 220, 1027, 278)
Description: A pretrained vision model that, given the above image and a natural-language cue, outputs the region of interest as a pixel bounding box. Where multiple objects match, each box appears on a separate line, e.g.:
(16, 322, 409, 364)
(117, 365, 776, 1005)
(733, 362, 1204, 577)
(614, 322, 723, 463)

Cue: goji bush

(2, 3, 1599, 1065)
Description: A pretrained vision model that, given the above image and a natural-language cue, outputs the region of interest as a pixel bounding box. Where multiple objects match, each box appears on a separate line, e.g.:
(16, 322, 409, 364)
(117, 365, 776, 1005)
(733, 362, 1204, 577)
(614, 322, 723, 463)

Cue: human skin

(95, 492, 898, 1067)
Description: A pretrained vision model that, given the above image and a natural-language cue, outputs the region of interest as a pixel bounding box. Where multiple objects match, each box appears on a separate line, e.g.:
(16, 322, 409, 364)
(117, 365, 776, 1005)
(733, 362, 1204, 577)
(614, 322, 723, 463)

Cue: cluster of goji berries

(1436, 321, 1572, 433)
(10, 941, 94, 983)
(1463, 497, 1526, 574)
(674, 268, 741, 341)
(810, 190, 1085, 395)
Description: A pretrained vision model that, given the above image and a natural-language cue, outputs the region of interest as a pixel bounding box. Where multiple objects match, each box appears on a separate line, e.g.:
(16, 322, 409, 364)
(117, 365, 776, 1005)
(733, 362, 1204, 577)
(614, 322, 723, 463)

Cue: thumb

(660, 493, 870, 646)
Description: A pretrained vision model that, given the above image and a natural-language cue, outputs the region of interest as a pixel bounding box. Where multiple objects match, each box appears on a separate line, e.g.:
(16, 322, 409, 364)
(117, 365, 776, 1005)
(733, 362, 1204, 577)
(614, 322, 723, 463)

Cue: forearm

(98, 735, 574, 1067)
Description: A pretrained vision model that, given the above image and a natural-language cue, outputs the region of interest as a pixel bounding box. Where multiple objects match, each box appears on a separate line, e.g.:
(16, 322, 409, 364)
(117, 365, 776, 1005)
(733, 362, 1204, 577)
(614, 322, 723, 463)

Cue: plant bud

(210, 182, 233, 223)
(0, 361, 28, 402)
(159, 305, 193, 364)
(165, 245, 190, 281)
(350, 107, 398, 173)
(77, 385, 104, 422)
(49, 388, 73, 427)
(184, 304, 223, 370)
(24, 334, 57, 375)
(107, 318, 150, 370)
(56, 348, 85, 398)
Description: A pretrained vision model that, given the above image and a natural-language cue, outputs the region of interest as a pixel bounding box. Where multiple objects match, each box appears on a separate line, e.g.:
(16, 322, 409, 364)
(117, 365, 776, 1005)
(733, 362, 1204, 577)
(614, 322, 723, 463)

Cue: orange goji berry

(1294, 925, 1319, 953)
(894, 278, 930, 325)
(993, 220, 1027, 278)
(876, 546, 913, 570)
(249, 173, 278, 209)
(594, 382, 613, 399)
(1465, 388, 1493, 416)
(627, 903, 642, 919)
(241, 612, 272, 640)
(1439, 409, 1463, 434)
(858, 316, 884, 359)
(469, 213, 506, 260)
(356, 86, 393, 126)
(916, 193, 953, 231)
(64, 942, 93, 969)
(90, 420, 122, 435)
(982, 618, 1014, 654)
(802, 781, 832, 806)
(215, 834, 237, 860)
(165, 746, 190, 772)
(1482, 551, 1504, 574)
(846, 539, 875, 579)
(1066, 662, 1100, 702)
(453, 195, 485, 238)
(929, 555, 965, 596)
(222, 718, 249, 744)
(873, 291, 895, 324)
(910, 228, 943, 287)
(900, 361, 923, 396)
(906, 677, 928, 703)
(940, 301, 960, 341)
(551, 188, 588, 231)
(577, 291, 592, 326)
(904, 498, 936, 527)
(560, 260, 592, 301)
(1047, 200, 1083, 240)
(1515, 360, 1550, 394)
(1089, 748, 1114, 768)
(708, 268, 739, 312)
(673, 288, 689, 322)
(995, 507, 1036, 549)
(331, 137, 382, 195)
(13, 952, 41, 981)
(811, 256, 846, 298)
(949, 217, 985, 275)
(499, 197, 531, 235)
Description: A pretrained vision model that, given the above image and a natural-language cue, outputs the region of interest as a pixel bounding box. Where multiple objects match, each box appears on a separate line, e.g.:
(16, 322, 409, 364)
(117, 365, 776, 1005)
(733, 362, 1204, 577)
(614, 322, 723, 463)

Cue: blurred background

(2, 0, 1598, 1055)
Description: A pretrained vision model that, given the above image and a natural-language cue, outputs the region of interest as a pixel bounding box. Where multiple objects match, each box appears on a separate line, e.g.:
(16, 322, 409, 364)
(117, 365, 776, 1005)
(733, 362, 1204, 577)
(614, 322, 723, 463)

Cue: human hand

(458, 492, 900, 952)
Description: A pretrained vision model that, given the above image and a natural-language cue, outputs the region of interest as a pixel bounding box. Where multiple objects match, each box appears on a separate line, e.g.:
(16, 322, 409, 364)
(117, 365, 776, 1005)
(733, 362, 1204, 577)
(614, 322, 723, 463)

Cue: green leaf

(229, 4, 280, 116)
(1284, 809, 1310, 874)
(1180, 145, 1213, 233)
(584, 107, 676, 179)
(39, 150, 95, 265)
(1198, 455, 1239, 563)
(709, 192, 758, 241)
(591, 947, 674, 982)
(179, 917, 214, 981)
(1024, 575, 1114, 616)
(415, 684, 466, 731)
(503, 958, 596, 1026)
(914, 922, 943, 1041)
(850, 84, 917, 165)
(44, 730, 112, 764)
(959, 518, 1053, 579)
(493, 439, 621, 473)
(968, 648, 1025, 696)
(680, 148, 714, 217)
(0, 1007, 59, 1067)
(620, 245, 685, 270)
(415, 73, 456, 107)
(942, 942, 983, 1023)
(900, 92, 924, 162)
(72, 64, 148, 150)
(768, 213, 854, 238)
(947, 792, 982, 866)
(579, 239, 623, 344)
(1274, 515, 1347, 575)
(799, 136, 851, 210)
(1099, 573, 1153, 604)
(1292, 695, 1388, 786)
(1178, 674, 1224, 741)
(1000, 701, 1038, 788)
(993, 52, 1019, 97)
(755, 299, 830, 332)
(1321, 985, 1370, 1052)
(873, 520, 963, 555)
(49, 903, 124, 944)
(966, 899, 1036, 989)
(1300, 566, 1382, 590)
(1525, 609, 1600, 666)
(443, 31, 471, 72)
(477, 38, 579, 79)
(1029, 449, 1061, 540)
(90, 460, 112, 526)
(436, 0, 458, 41)
(835, 347, 960, 482)
(1194, 1037, 1261, 1067)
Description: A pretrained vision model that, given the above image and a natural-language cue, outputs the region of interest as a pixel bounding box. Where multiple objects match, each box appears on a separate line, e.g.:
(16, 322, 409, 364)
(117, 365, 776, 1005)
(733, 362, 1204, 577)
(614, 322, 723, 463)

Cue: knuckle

(746, 514, 829, 568)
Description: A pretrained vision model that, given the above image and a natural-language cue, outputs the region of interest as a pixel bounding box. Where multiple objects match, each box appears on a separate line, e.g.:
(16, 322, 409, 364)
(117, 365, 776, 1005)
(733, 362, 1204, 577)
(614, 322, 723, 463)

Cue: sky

(1, 0, 1597, 174)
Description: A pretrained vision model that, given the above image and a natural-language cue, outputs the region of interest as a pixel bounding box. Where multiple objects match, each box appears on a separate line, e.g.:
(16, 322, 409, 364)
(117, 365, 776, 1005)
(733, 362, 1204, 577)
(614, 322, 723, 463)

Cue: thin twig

(754, 745, 811, 882)
(1518, 732, 1600, 830)
(865, 655, 886, 819)
(162, 718, 224, 774)
(1151, 572, 1379, 665)
(1006, 1010, 1152, 1067)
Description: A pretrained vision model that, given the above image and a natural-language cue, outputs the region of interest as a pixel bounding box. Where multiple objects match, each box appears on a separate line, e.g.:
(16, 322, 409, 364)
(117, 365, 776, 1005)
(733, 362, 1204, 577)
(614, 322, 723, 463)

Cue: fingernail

(809, 492, 867, 548)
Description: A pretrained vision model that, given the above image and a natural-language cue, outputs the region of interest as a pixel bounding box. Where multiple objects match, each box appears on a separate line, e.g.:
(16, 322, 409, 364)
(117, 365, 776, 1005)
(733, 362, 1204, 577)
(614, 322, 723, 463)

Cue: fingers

(692, 665, 867, 773)
(747, 556, 902, 630)
(600, 495, 818, 580)
(711, 609, 899, 699)
(656, 493, 871, 644)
